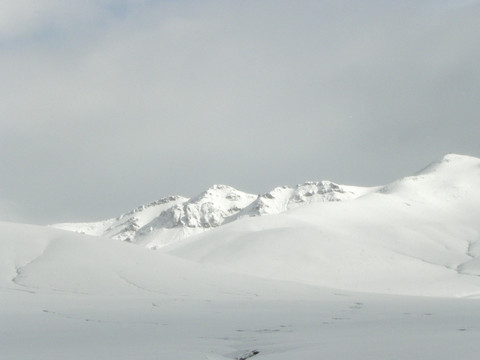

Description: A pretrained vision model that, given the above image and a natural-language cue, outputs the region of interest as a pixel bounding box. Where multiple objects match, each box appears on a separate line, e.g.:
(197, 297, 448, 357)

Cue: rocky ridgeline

(53, 181, 368, 248)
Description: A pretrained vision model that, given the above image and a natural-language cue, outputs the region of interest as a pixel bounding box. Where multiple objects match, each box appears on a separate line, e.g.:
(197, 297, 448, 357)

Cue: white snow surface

(53, 181, 374, 249)
(54, 195, 188, 243)
(233, 181, 371, 218)
(168, 154, 480, 296)
(3, 153, 480, 359)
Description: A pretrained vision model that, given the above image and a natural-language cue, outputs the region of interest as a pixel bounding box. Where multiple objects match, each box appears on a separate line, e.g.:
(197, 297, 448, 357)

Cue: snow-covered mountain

(6, 219, 480, 360)
(167, 154, 480, 296)
(233, 181, 372, 218)
(53, 181, 371, 249)
(4, 154, 480, 359)
(52, 154, 480, 263)
(50, 153, 480, 295)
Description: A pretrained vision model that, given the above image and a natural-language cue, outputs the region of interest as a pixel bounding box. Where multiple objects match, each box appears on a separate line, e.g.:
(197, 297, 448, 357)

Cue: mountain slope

(50, 154, 480, 296)
(4, 154, 480, 360)
(5, 222, 480, 360)
(232, 181, 372, 218)
(0, 221, 316, 299)
(167, 154, 480, 297)
(53, 181, 370, 249)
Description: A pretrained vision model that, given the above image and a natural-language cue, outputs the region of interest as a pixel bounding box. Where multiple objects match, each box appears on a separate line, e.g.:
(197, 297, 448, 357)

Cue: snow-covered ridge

(234, 181, 372, 218)
(377, 153, 480, 200)
(168, 154, 480, 296)
(6, 154, 480, 360)
(52, 180, 372, 248)
(54, 195, 187, 243)
(52, 154, 479, 251)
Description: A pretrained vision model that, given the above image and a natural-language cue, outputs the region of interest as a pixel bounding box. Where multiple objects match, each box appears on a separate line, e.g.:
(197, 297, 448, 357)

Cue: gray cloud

(1, 0, 480, 224)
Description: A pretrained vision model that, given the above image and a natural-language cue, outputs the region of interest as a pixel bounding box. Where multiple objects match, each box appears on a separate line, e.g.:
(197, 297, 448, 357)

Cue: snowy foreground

(3, 223, 480, 360)
(3, 154, 480, 359)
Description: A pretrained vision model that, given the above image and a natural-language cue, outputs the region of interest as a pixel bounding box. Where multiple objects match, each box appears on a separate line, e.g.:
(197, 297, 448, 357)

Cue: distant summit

(234, 181, 371, 218)
(52, 154, 479, 250)
(53, 181, 372, 249)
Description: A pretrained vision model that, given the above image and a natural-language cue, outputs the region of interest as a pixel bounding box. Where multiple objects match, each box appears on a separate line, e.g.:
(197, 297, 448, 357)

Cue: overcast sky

(1, 0, 479, 224)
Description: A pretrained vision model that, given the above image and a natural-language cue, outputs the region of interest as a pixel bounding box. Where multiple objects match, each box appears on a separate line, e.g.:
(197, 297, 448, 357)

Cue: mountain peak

(414, 153, 480, 176)
(232, 181, 370, 219)
(52, 179, 370, 248)
(377, 153, 480, 198)
(52, 155, 480, 249)
(441, 153, 477, 162)
(190, 184, 251, 202)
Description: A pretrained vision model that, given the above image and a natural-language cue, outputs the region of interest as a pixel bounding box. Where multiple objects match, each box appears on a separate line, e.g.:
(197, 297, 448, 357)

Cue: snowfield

(3, 154, 480, 359)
